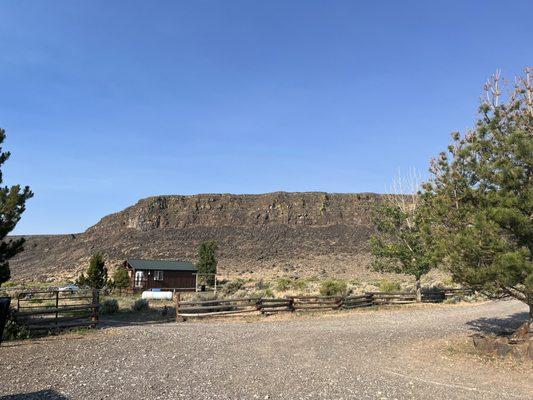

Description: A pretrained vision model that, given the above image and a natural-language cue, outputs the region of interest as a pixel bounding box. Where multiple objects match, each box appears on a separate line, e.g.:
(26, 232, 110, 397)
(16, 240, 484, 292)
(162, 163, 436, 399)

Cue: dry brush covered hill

(10, 192, 389, 283)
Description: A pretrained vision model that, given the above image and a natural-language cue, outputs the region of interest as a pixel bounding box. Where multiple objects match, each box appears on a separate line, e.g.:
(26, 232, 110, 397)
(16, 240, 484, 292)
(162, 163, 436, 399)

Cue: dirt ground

(1, 300, 531, 400)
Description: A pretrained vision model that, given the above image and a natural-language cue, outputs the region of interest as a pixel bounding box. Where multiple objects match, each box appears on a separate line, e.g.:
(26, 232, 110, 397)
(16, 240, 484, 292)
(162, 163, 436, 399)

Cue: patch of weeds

(1, 281, 19, 288)
(249, 288, 275, 298)
(319, 279, 348, 296)
(349, 278, 362, 286)
(443, 297, 459, 304)
(292, 279, 308, 291)
(378, 279, 401, 293)
(275, 278, 292, 291)
(67, 326, 94, 335)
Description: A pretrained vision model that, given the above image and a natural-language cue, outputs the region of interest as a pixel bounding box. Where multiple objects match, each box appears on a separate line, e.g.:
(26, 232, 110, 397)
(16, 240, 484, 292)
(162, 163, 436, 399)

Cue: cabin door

(134, 271, 144, 288)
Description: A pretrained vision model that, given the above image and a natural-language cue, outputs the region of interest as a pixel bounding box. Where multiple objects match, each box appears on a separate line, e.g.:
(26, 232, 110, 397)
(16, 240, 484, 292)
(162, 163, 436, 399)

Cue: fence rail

(175, 288, 473, 320)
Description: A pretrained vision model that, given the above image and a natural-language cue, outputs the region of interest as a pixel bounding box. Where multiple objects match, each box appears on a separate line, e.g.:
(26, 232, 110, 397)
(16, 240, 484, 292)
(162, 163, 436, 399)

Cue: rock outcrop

(10, 192, 384, 282)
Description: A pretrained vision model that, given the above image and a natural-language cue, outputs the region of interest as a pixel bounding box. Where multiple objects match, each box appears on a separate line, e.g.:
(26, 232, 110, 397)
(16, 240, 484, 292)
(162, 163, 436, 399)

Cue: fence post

(256, 298, 263, 312)
(91, 289, 99, 328)
(336, 296, 344, 310)
(55, 290, 59, 332)
(288, 297, 295, 312)
(175, 292, 184, 322)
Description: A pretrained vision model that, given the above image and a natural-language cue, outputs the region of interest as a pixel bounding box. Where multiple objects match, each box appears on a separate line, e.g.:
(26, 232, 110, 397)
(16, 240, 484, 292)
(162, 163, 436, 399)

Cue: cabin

(124, 259, 197, 291)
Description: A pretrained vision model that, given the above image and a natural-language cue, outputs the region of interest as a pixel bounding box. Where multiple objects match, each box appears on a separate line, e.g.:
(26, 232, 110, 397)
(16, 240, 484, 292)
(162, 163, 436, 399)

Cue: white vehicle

(57, 284, 79, 294)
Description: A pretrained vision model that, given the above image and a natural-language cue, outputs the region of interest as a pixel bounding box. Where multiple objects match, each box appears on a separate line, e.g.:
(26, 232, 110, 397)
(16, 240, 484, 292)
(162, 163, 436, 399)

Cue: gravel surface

(1, 300, 531, 400)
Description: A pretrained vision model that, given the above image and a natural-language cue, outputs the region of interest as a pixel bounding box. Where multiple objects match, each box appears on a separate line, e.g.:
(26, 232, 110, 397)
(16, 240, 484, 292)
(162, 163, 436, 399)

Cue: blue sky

(1, 1, 532, 235)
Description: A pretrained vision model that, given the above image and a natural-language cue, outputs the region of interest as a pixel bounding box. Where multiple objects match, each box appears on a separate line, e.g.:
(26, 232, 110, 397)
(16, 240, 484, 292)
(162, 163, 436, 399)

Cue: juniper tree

(196, 241, 218, 286)
(371, 172, 432, 302)
(112, 265, 130, 292)
(421, 69, 533, 330)
(83, 252, 108, 289)
(0, 129, 33, 287)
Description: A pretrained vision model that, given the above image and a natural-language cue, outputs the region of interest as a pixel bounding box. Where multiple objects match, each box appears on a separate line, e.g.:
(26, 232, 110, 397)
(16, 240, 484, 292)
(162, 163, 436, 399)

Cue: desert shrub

(319, 280, 347, 296)
(292, 279, 308, 291)
(131, 298, 149, 311)
(221, 279, 245, 295)
(254, 279, 270, 290)
(378, 279, 401, 293)
(101, 299, 119, 314)
(274, 278, 292, 291)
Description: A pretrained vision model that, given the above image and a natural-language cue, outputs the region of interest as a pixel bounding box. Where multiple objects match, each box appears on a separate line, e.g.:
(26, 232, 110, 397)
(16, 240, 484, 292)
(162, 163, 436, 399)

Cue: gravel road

(1, 300, 531, 400)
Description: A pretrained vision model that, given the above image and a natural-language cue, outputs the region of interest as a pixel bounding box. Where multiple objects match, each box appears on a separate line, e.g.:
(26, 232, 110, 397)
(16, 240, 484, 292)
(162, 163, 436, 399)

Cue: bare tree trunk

(415, 276, 422, 303)
(529, 302, 532, 337)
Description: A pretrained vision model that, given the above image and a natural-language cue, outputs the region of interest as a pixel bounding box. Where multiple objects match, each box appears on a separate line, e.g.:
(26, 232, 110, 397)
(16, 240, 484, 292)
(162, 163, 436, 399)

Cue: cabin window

(154, 270, 164, 281)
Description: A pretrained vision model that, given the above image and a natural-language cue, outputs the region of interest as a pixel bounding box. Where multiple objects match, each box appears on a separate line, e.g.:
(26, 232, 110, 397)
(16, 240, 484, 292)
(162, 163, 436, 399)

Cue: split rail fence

(175, 288, 471, 320)
(11, 289, 100, 334)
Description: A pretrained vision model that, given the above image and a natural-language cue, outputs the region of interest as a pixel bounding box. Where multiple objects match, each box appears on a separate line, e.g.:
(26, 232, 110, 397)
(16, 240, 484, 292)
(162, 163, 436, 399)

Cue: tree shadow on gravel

(0, 390, 69, 400)
(466, 311, 528, 336)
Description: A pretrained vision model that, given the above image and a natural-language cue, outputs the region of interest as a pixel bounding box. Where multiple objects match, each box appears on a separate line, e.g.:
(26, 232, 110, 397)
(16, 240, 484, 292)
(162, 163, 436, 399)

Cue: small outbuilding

(124, 259, 197, 291)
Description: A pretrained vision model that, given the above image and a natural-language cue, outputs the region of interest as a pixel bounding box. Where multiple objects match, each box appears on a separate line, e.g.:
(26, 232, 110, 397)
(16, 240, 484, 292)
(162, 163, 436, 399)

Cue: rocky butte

(10, 192, 385, 282)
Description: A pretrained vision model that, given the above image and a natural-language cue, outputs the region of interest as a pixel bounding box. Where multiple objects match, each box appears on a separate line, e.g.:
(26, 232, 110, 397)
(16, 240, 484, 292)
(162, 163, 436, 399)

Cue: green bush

(131, 298, 149, 311)
(319, 280, 347, 296)
(379, 279, 401, 293)
(101, 299, 119, 314)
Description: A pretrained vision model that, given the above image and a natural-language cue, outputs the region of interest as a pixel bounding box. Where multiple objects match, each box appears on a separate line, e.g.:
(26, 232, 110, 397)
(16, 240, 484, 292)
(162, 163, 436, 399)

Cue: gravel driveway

(1, 300, 531, 400)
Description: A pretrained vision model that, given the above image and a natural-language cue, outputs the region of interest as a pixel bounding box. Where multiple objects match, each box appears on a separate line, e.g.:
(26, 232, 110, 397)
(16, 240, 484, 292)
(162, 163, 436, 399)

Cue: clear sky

(1, 1, 532, 235)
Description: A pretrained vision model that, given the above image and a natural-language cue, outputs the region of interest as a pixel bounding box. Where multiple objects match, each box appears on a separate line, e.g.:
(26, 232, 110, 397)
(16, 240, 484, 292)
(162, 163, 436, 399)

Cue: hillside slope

(10, 192, 384, 282)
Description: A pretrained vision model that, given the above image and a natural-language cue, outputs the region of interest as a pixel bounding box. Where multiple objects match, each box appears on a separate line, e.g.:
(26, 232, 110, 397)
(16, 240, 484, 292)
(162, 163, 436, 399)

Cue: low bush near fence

(319, 279, 348, 296)
(132, 299, 149, 311)
(378, 279, 402, 293)
(101, 299, 119, 315)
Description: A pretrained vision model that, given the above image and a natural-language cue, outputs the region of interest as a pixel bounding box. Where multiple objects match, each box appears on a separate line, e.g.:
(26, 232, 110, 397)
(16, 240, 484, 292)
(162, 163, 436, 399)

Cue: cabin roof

(126, 259, 197, 272)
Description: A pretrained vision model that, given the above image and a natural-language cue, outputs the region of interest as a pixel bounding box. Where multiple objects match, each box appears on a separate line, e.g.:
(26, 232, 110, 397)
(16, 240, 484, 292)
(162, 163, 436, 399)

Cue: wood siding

(128, 268, 196, 291)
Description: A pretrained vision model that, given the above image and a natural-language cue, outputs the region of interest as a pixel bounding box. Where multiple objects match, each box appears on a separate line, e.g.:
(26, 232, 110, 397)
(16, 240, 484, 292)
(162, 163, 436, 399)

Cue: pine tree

(112, 265, 130, 292)
(196, 241, 218, 285)
(421, 69, 533, 330)
(371, 172, 432, 301)
(0, 129, 33, 287)
(85, 253, 108, 289)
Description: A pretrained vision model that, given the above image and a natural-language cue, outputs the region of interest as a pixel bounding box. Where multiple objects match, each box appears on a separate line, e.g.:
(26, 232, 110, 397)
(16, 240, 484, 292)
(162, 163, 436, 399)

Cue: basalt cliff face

(10, 192, 383, 282)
